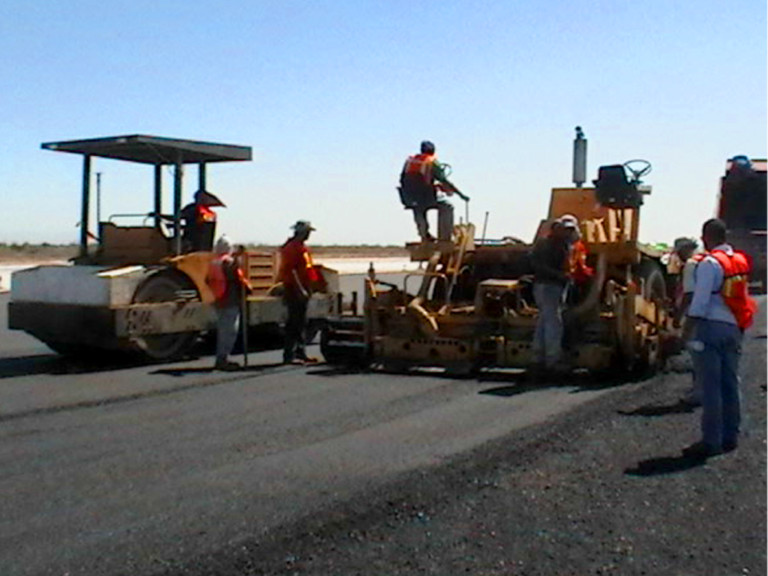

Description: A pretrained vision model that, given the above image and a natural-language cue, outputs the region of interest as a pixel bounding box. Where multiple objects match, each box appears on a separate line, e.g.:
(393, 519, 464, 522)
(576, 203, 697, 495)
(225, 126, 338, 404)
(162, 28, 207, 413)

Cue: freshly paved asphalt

(0, 292, 652, 576)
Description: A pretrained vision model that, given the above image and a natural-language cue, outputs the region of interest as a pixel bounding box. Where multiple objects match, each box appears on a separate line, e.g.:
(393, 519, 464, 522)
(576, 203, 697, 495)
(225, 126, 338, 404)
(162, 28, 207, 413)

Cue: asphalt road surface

(1, 292, 760, 576)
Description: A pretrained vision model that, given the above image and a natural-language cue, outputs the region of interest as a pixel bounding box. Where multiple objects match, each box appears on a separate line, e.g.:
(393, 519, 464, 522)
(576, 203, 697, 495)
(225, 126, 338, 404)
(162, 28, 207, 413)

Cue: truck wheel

(131, 272, 200, 361)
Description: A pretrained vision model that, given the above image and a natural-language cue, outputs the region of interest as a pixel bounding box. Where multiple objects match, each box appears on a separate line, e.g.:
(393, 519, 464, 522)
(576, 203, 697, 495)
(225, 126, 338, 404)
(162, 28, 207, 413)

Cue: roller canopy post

(80, 155, 91, 257)
(173, 157, 183, 255)
(198, 163, 206, 192)
(154, 164, 163, 229)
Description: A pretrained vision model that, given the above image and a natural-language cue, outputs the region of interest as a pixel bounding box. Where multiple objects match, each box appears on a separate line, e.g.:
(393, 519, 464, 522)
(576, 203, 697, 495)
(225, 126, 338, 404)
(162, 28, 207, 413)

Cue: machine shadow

(306, 365, 370, 377)
(0, 355, 62, 379)
(0, 353, 167, 378)
(478, 369, 635, 397)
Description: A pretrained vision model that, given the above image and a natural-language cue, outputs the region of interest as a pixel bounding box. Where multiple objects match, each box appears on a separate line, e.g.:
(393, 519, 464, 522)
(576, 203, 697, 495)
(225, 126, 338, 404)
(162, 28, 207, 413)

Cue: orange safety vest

(696, 249, 757, 330)
(197, 204, 217, 224)
(402, 153, 435, 185)
(208, 254, 249, 303)
(568, 239, 594, 284)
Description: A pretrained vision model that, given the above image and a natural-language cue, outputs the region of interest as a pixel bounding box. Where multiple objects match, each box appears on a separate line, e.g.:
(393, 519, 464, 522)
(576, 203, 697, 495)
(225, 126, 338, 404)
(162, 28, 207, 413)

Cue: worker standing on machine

(207, 236, 252, 371)
(531, 215, 581, 377)
(279, 221, 321, 365)
(399, 141, 469, 242)
(181, 189, 226, 252)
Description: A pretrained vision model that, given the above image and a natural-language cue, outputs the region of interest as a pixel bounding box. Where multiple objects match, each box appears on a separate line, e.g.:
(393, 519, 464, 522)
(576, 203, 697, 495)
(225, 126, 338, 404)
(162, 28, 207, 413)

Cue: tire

(130, 271, 200, 361)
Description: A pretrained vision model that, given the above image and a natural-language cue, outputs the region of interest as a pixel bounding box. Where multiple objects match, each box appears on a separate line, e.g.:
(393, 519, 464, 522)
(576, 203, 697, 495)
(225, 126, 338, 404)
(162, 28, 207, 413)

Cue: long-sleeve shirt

(687, 243, 737, 325)
(531, 236, 569, 286)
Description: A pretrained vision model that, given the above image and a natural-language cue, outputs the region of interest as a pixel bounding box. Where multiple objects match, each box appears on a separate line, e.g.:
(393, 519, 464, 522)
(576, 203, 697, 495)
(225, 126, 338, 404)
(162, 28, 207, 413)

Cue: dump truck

(717, 156, 767, 293)
(8, 135, 338, 360)
(321, 155, 680, 376)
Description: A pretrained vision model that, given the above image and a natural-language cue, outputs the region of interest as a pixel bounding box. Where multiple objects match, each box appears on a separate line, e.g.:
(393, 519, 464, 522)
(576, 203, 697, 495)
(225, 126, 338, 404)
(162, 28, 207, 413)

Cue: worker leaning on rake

(207, 236, 253, 371)
(398, 140, 469, 242)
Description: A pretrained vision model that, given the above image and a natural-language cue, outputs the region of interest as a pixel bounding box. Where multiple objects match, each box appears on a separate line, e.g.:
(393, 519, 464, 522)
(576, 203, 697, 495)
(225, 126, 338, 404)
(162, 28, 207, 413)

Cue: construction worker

(399, 141, 469, 242)
(563, 213, 594, 290)
(180, 190, 225, 252)
(682, 218, 756, 458)
(670, 237, 701, 406)
(530, 215, 581, 377)
(279, 221, 321, 365)
(207, 235, 252, 370)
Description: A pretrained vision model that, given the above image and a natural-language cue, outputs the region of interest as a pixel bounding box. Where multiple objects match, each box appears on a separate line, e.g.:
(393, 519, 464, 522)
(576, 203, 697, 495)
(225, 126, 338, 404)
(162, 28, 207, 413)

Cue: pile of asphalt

(160, 319, 766, 576)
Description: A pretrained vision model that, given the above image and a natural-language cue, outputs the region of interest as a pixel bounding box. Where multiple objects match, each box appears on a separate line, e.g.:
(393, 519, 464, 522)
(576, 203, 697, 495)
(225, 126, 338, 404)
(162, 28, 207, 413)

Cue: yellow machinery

(8, 135, 337, 360)
(322, 158, 678, 376)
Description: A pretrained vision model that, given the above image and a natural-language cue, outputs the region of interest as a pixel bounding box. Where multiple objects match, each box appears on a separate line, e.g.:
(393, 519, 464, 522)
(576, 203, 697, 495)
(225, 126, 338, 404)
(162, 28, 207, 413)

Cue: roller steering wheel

(623, 159, 652, 183)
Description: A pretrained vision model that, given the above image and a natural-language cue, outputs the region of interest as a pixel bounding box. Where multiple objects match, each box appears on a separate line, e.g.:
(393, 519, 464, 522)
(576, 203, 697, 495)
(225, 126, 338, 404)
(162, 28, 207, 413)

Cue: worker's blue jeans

(689, 319, 743, 450)
(215, 305, 240, 365)
(533, 282, 566, 368)
(412, 199, 453, 241)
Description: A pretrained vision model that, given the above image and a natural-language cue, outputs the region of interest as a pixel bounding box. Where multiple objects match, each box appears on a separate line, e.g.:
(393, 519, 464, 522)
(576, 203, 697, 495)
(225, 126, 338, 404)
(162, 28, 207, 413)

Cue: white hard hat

(214, 235, 233, 254)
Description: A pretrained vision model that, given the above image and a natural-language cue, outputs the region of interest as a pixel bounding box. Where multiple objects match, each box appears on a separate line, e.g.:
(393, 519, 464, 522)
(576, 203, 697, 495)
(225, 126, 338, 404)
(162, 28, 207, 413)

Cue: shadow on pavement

(306, 365, 369, 377)
(625, 454, 709, 476)
(0, 355, 61, 379)
(478, 369, 632, 397)
(0, 353, 170, 378)
(618, 399, 698, 417)
(479, 383, 544, 398)
(152, 362, 286, 377)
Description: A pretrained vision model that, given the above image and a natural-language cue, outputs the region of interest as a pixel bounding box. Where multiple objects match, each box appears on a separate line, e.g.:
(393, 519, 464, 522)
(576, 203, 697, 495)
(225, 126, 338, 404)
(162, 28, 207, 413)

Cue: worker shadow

(152, 362, 285, 377)
(617, 399, 697, 417)
(625, 453, 708, 476)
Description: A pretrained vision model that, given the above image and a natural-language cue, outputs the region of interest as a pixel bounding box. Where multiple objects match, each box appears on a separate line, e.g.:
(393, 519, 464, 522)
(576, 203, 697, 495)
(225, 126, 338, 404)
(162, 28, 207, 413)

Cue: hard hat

(214, 235, 232, 254)
(291, 220, 316, 232)
(195, 190, 226, 208)
(420, 141, 436, 154)
(557, 214, 579, 229)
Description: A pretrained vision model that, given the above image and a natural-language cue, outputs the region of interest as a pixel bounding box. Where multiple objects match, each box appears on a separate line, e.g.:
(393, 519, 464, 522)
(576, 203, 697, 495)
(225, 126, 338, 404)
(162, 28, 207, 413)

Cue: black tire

(131, 271, 200, 361)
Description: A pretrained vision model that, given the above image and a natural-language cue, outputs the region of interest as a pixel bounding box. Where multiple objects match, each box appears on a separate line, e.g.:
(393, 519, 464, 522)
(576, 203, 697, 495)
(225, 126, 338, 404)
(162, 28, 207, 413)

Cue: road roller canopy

(41, 134, 253, 261)
(41, 134, 252, 164)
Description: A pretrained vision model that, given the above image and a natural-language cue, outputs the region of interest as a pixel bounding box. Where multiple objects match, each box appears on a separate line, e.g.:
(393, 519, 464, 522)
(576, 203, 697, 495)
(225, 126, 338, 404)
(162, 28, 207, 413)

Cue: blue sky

(2, 0, 765, 246)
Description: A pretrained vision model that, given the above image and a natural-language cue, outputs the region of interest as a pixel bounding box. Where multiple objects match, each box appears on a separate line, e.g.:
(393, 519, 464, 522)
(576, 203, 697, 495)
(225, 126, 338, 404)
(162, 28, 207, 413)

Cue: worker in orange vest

(181, 190, 225, 252)
(399, 141, 469, 242)
(207, 236, 252, 370)
(682, 218, 756, 458)
(279, 221, 322, 364)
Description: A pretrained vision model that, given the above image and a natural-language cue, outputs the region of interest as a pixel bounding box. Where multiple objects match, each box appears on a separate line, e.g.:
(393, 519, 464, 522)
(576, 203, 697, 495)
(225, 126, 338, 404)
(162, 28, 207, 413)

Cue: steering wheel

(623, 159, 652, 183)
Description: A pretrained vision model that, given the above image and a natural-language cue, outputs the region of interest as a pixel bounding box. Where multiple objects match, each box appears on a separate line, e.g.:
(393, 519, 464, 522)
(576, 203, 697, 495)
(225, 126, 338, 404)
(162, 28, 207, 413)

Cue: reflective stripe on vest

(696, 249, 756, 329)
(197, 204, 216, 223)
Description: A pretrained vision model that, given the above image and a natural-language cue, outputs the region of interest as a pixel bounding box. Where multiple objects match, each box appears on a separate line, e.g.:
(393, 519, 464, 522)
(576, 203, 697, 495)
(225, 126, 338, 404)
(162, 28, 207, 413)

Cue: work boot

(215, 360, 241, 371)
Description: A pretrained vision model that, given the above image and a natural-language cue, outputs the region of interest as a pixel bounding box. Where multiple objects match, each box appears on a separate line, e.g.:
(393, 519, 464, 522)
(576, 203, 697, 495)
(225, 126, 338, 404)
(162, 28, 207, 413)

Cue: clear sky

(2, 0, 765, 246)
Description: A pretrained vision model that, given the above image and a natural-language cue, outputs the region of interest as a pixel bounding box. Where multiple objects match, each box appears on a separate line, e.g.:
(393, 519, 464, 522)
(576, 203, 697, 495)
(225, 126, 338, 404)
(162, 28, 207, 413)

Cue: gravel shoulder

(158, 303, 766, 576)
